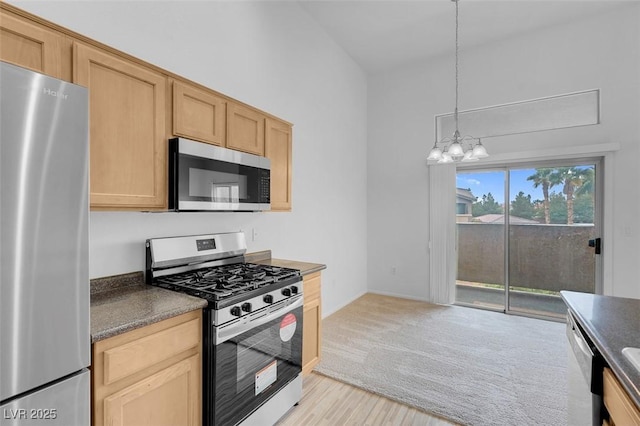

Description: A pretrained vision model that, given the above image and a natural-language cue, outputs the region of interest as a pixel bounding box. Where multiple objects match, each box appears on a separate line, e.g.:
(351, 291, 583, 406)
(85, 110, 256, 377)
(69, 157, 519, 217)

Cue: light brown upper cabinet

(0, 9, 65, 79)
(226, 102, 265, 156)
(265, 118, 292, 211)
(73, 43, 168, 210)
(173, 81, 226, 146)
(3, 2, 295, 213)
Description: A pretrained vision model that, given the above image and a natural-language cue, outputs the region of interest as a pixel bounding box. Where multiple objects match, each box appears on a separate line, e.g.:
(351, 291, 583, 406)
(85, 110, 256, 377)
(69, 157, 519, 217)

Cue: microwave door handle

(215, 296, 303, 344)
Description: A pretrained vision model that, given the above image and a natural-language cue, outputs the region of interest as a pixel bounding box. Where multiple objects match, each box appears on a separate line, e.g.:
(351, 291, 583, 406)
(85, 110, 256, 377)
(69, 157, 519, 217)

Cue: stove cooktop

(151, 263, 301, 308)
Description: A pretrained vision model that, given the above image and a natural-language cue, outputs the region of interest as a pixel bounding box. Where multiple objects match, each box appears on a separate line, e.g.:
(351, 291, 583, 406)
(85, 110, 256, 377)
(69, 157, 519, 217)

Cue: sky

(457, 169, 539, 205)
(456, 166, 593, 205)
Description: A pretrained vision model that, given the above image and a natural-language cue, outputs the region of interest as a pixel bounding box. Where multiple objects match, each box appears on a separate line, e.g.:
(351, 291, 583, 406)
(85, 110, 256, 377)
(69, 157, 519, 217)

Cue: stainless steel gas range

(145, 232, 303, 426)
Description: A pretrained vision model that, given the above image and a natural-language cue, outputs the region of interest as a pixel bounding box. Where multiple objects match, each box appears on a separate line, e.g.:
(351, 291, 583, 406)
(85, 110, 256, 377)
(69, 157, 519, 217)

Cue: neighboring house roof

(456, 188, 476, 203)
(473, 214, 540, 224)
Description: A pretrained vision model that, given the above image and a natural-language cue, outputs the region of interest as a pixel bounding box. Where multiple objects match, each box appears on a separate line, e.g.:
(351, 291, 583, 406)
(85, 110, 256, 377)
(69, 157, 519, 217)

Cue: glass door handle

(588, 238, 601, 254)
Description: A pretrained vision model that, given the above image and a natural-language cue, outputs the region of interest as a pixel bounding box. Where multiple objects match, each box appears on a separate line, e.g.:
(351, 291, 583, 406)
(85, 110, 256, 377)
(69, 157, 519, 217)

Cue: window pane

(455, 171, 505, 311)
(507, 165, 595, 319)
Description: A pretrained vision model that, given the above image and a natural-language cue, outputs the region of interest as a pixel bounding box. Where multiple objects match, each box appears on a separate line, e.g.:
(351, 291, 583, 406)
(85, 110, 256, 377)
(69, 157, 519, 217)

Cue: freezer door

(0, 61, 90, 400)
(0, 370, 90, 426)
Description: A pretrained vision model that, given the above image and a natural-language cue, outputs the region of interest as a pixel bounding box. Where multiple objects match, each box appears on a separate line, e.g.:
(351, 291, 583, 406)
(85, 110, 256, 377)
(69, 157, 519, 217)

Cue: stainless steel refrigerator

(1, 61, 90, 425)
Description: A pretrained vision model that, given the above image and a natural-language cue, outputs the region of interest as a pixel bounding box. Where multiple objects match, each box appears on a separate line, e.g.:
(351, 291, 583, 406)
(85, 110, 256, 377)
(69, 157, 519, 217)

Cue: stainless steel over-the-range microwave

(169, 137, 270, 211)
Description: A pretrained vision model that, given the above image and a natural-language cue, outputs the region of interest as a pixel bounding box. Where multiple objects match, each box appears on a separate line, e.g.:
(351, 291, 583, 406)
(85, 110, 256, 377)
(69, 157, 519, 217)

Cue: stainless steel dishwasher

(566, 310, 605, 426)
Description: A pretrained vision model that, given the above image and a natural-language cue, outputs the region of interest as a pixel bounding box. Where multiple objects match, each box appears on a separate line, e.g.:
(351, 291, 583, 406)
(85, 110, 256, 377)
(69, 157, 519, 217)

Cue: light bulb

(461, 150, 478, 162)
(448, 142, 464, 157)
(427, 146, 443, 161)
(438, 152, 454, 164)
(472, 140, 489, 158)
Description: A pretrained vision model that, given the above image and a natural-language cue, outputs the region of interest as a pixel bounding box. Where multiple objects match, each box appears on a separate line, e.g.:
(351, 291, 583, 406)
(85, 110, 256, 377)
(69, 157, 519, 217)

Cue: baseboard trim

(321, 290, 368, 318)
(367, 289, 432, 304)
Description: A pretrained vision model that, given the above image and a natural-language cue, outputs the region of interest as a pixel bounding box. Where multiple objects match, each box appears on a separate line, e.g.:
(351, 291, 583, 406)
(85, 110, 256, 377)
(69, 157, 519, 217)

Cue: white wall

(368, 5, 640, 299)
(10, 0, 369, 316)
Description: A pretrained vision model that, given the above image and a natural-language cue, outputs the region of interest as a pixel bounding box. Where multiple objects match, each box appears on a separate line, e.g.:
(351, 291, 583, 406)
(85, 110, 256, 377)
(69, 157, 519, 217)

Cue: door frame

(457, 155, 607, 320)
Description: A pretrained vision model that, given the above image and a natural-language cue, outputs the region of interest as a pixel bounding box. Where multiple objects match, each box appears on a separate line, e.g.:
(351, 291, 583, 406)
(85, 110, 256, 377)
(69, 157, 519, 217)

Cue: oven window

(236, 326, 290, 395)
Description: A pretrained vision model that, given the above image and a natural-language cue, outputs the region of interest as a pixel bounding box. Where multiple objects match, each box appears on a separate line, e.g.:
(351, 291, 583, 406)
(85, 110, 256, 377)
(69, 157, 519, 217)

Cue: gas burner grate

(152, 262, 300, 303)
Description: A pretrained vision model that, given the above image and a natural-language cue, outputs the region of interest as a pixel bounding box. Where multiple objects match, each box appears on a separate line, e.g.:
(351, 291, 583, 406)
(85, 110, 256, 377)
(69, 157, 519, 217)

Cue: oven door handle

(215, 296, 304, 344)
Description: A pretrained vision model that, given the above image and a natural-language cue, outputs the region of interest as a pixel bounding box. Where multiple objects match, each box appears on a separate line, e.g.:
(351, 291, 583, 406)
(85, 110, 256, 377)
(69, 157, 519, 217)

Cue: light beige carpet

(314, 293, 567, 426)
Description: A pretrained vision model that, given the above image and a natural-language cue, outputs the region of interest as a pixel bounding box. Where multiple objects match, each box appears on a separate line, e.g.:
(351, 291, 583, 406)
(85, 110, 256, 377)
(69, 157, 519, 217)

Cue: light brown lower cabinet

(302, 272, 322, 375)
(603, 367, 640, 426)
(92, 310, 202, 426)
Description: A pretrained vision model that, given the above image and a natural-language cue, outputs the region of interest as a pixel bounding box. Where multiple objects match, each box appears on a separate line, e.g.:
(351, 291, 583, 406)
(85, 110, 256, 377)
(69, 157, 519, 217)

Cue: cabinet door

(74, 43, 167, 209)
(226, 102, 265, 155)
(92, 311, 202, 426)
(173, 81, 226, 146)
(302, 272, 322, 375)
(0, 10, 63, 78)
(265, 118, 292, 211)
(302, 300, 321, 375)
(103, 354, 201, 426)
(603, 368, 640, 426)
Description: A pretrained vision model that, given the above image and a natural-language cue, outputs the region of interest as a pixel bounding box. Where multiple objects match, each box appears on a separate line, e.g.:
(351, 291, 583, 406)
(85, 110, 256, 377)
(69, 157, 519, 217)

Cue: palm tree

(527, 168, 554, 224)
(575, 167, 595, 197)
(550, 167, 585, 225)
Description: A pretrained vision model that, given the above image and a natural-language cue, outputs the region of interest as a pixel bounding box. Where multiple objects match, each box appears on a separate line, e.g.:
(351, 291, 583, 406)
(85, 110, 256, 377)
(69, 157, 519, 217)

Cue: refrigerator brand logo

(43, 87, 68, 100)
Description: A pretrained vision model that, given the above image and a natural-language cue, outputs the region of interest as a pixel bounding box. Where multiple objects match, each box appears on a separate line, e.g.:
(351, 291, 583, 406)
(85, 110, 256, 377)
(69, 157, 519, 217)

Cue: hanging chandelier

(428, 0, 488, 164)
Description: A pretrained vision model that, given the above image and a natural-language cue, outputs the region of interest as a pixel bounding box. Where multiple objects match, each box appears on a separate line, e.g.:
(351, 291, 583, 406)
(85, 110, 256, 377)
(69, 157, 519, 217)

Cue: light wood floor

(276, 373, 458, 426)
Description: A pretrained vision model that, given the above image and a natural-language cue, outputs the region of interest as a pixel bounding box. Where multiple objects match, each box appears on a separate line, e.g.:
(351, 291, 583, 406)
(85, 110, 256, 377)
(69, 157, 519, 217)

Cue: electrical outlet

(252, 228, 258, 242)
(391, 266, 397, 275)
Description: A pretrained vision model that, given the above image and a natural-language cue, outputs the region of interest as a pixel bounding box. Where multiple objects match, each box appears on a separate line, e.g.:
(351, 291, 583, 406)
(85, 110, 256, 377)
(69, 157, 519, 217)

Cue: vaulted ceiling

(297, 0, 635, 74)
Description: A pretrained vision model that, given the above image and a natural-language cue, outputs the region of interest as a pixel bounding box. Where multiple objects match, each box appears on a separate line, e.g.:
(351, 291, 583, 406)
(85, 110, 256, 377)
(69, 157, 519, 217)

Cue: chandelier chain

(454, 0, 459, 132)
(427, 0, 489, 163)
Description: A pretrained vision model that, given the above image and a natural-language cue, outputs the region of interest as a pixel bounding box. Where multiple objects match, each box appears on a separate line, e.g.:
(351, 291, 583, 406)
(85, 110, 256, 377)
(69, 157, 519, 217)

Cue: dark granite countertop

(90, 272, 207, 343)
(245, 250, 326, 276)
(561, 291, 640, 409)
(91, 253, 325, 343)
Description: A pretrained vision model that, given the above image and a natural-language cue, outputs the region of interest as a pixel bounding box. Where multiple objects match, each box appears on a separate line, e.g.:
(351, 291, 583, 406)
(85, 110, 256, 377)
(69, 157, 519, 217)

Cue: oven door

(207, 296, 303, 426)
(169, 137, 270, 211)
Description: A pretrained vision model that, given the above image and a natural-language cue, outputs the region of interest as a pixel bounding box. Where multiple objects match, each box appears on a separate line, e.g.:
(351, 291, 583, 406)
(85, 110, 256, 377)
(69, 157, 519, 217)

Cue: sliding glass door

(455, 160, 601, 320)
(456, 170, 506, 312)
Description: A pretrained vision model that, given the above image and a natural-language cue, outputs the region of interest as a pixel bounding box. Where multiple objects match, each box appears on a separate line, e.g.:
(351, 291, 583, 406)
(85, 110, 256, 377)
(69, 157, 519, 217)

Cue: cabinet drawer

(603, 368, 640, 426)
(102, 317, 200, 386)
(303, 272, 321, 304)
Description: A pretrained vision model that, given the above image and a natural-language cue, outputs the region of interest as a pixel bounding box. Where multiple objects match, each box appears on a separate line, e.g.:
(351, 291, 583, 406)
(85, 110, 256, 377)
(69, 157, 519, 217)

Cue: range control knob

(241, 302, 252, 312)
(263, 294, 274, 304)
(281, 288, 291, 297)
(290, 285, 299, 295)
(230, 306, 241, 317)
